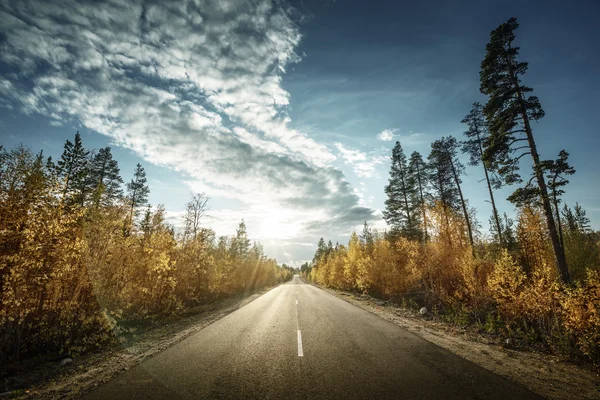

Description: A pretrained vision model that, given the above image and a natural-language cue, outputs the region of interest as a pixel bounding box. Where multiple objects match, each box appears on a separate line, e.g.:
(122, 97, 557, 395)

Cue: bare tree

(184, 192, 209, 241)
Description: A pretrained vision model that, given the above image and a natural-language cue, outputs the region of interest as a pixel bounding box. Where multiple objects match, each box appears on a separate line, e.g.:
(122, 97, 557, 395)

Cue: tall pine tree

(461, 102, 503, 245)
(480, 17, 570, 283)
(56, 131, 89, 203)
(429, 137, 474, 248)
(408, 151, 429, 242)
(126, 163, 150, 229)
(383, 141, 420, 240)
(89, 147, 124, 207)
(542, 150, 575, 249)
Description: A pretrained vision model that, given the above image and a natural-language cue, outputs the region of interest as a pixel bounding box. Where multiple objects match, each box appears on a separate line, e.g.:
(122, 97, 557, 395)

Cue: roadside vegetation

(305, 18, 600, 368)
(0, 134, 293, 367)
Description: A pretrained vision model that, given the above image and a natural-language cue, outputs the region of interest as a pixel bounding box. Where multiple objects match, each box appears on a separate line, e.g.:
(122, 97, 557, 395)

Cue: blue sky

(1, 0, 599, 265)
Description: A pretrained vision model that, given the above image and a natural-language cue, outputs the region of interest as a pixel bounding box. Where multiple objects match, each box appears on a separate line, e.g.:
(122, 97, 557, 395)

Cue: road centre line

(297, 330, 303, 357)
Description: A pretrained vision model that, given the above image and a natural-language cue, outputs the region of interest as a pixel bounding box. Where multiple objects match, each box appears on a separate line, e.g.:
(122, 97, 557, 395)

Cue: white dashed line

(296, 299, 298, 305)
(297, 330, 303, 357)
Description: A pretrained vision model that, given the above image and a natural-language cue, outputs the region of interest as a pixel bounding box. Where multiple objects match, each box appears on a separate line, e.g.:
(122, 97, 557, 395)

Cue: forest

(304, 18, 600, 367)
(0, 133, 294, 364)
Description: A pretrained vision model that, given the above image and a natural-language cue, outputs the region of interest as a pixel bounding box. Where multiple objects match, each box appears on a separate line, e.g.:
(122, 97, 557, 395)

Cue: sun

(256, 208, 300, 240)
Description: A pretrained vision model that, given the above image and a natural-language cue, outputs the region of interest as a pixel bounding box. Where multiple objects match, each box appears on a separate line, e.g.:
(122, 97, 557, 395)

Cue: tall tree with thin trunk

(383, 141, 420, 240)
(408, 151, 429, 242)
(461, 102, 503, 246)
(428, 140, 458, 244)
(88, 147, 123, 207)
(429, 137, 474, 249)
(542, 150, 575, 249)
(126, 163, 150, 229)
(480, 17, 570, 283)
(56, 131, 89, 203)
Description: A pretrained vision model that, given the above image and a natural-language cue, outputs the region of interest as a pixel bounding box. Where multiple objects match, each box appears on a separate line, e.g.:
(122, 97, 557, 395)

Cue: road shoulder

(4, 286, 279, 400)
(322, 286, 600, 400)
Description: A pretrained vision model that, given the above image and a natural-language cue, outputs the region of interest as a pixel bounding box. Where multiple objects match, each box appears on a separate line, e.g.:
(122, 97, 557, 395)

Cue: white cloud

(335, 143, 388, 178)
(0, 0, 376, 263)
(335, 142, 366, 163)
(377, 128, 397, 141)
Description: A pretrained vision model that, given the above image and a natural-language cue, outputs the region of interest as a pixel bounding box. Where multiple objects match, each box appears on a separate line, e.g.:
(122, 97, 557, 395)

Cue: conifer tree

(574, 203, 591, 233)
(360, 221, 375, 254)
(383, 141, 420, 240)
(408, 151, 429, 242)
(429, 137, 474, 248)
(231, 219, 251, 260)
(89, 147, 123, 207)
(56, 131, 89, 202)
(126, 163, 150, 228)
(461, 102, 503, 245)
(480, 17, 570, 283)
(542, 150, 575, 248)
(313, 238, 327, 265)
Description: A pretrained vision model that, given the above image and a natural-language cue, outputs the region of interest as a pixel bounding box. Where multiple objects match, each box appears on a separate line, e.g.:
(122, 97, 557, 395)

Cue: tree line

(306, 18, 600, 366)
(0, 133, 293, 363)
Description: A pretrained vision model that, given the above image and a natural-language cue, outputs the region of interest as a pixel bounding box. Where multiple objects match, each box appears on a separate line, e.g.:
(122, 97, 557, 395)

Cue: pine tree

(542, 150, 575, 248)
(139, 205, 153, 237)
(360, 221, 375, 254)
(562, 204, 578, 232)
(383, 141, 420, 240)
(56, 131, 89, 203)
(461, 102, 503, 246)
(574, 203, 591, 233)
(327, 240, 334, 258)
(480, 17, 570, 283)
(313, 238, 327, 265)
(231, 219, 251, 260)
(126, 163, 150, 229)
(429, 137, 474, 248)
(89, 147, 123, 207)
(408, 151, 429, 242)
(497, 213, 517, 250)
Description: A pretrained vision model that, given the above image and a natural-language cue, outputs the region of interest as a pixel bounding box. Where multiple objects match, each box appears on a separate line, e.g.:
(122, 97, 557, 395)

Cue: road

(82, 276, 544, 399)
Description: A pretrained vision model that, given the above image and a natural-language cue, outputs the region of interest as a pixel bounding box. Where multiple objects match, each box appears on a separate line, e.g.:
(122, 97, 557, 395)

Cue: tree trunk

(551, 183, 565, 250)
(477, 133, 503, 245)
(61, 166, 72, 200)
(504, 55, 571, 283)
(415, 162, 428, 242)
(436, 168, 452, 246)
(128, 186, 137, 230)
(450, 160, 474, 251)
(399, 166, 413, 237)
(518, 98, 570, 283)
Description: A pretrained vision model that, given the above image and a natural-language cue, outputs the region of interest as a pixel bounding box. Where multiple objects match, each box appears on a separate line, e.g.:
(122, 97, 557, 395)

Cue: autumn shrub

(0, 145, 293, 363)
(310, 202, 600, 367)
(564, 229, 600, 283)
(561, 270, 600, 365)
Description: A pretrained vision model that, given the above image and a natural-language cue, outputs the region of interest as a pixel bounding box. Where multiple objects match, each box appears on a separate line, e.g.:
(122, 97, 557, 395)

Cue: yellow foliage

(488, 250, 526, 321)
(0, 146, 292, 361)
(561, 270, 600, 363)
(310, 203, 600, 366)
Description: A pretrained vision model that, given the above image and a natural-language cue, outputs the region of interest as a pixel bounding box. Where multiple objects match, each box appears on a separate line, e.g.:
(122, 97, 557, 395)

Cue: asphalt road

(82, 276, 544, 399)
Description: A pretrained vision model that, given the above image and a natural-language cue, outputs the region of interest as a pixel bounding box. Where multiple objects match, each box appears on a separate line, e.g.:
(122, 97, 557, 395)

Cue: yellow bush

(561, 270, 600, 363)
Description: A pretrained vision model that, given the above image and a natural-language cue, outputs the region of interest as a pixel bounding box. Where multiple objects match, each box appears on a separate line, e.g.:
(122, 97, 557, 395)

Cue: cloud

(335, 142, 366, 163)
(335, 142, 388, 178)
(0, 0, 377, 262)
(377, 128, 397, 141)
